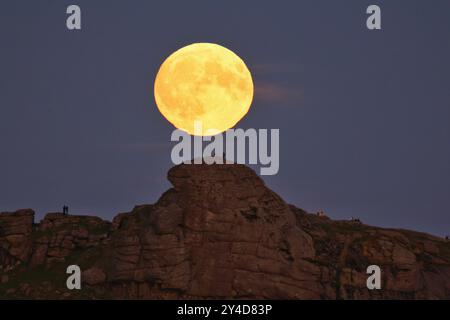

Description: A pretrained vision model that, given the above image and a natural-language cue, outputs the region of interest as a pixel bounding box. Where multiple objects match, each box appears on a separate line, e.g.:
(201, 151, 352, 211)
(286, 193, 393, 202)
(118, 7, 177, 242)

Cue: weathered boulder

(0, 209, 34, 266)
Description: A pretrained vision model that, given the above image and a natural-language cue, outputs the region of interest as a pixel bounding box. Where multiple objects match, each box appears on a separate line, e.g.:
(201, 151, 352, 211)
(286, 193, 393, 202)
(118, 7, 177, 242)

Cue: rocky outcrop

(0, 209, 34, 269)
(1, 163, 450, 299)
(30, 213, 110, 267)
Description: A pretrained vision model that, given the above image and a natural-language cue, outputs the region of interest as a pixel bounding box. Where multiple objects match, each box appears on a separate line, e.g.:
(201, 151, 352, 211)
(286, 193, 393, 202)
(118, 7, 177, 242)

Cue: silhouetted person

(62, 205, 68, 215)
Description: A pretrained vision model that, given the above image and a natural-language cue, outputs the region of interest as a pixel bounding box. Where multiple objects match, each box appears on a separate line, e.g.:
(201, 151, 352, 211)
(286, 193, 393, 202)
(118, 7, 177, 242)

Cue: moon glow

(154, 43, 254, 136)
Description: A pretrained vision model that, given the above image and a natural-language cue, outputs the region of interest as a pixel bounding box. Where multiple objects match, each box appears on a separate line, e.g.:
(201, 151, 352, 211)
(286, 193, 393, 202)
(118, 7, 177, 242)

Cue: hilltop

(1, 163, 449, 299)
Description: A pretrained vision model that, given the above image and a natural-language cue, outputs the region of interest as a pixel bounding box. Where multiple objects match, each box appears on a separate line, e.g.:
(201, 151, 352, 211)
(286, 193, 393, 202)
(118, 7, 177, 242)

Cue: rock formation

(1, 164, 449, 299)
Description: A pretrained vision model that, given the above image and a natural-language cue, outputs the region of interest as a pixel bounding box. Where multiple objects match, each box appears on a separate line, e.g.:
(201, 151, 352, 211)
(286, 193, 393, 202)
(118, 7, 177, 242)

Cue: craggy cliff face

(1, 164, 449, 299)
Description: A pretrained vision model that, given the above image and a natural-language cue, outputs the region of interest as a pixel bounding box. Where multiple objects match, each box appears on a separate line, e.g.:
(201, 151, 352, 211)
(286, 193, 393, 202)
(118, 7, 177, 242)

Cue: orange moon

(154, 43, 254, 136)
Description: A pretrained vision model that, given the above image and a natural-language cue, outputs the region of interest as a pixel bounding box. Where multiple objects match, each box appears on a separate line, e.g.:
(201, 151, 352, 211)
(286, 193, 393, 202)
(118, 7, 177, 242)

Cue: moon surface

(154, 43, 254, 136)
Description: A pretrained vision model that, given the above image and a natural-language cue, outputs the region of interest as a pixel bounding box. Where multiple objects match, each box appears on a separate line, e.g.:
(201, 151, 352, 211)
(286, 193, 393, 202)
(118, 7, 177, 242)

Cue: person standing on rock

(62, 205, 68, 215)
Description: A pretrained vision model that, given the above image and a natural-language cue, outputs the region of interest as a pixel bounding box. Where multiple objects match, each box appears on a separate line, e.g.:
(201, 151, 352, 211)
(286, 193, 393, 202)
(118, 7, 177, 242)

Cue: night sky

(1, 1, 449, 236)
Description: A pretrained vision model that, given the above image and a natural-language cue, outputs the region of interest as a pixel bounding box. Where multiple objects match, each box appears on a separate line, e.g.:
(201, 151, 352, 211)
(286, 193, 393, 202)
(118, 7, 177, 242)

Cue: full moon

(154, 43, 254, 136)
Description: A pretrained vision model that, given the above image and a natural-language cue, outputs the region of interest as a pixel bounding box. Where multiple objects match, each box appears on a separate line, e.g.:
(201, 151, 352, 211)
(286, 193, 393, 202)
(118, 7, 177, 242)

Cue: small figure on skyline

(350, 217, 362, 224)
(62, 205, 69, 215)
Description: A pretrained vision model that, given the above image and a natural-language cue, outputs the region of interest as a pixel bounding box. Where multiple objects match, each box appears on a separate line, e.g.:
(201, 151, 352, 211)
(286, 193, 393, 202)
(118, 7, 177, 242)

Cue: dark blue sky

(1, 1, 449, 236)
